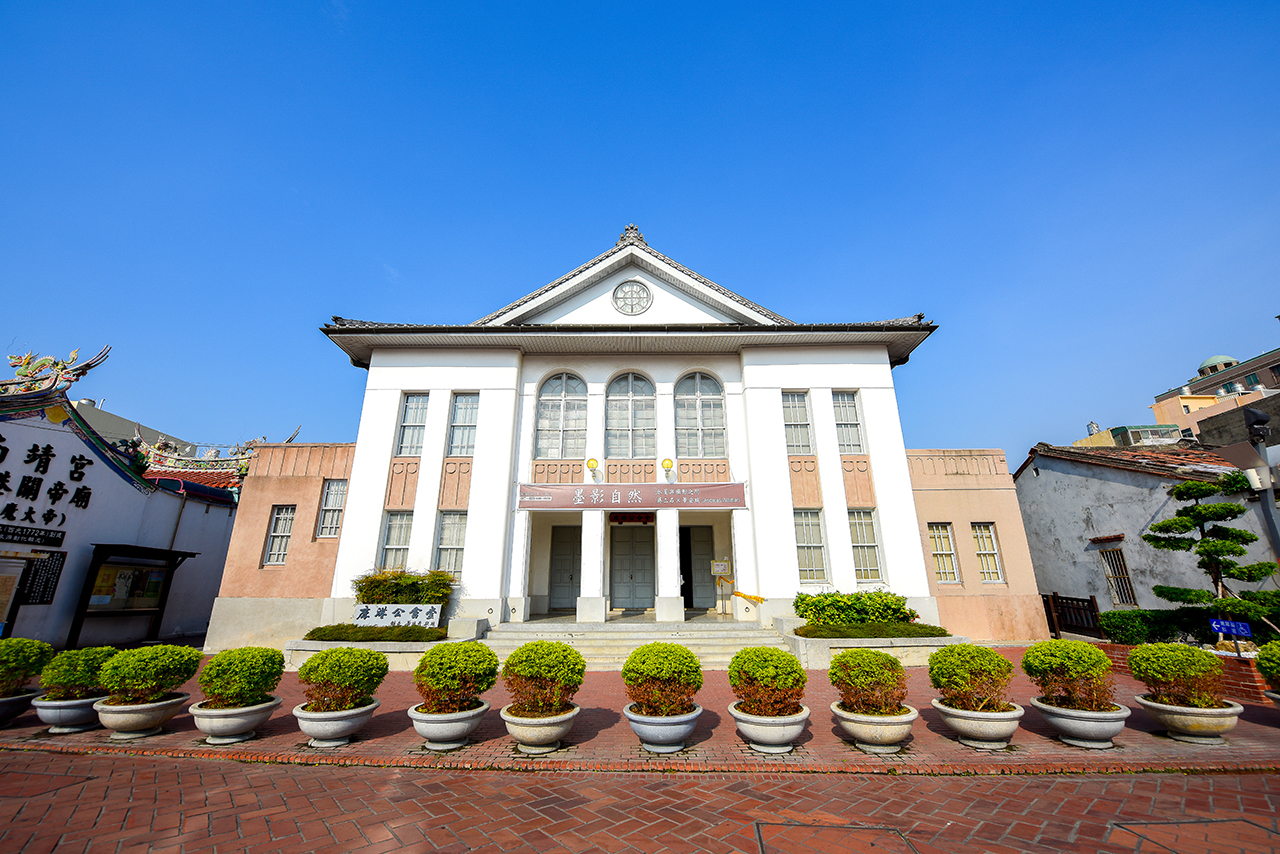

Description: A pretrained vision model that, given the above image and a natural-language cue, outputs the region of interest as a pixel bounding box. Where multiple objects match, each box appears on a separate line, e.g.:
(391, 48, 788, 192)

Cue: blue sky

(3, 2, 1277, 461)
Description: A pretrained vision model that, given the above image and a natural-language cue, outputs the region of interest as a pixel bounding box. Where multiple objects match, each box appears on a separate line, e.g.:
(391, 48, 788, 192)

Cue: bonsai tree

(413, 642, 499, 714)
(297, 647, 389, 712)
(1258, 640, 1280, 692)
(928, 644, 1014, 713)
(40, 647, 118, 700)
(198, 647, 285, 709)
(829, 648, 908, 715)
(0, 638, 56, 697)
(1020, 640, 1116, 711)
(622, 642, 703, 717)
(1128, 643, 1224, 708)
(501, 640, 585, 717)
(98, 645, 203, 706)
(728, 647, 805, 717)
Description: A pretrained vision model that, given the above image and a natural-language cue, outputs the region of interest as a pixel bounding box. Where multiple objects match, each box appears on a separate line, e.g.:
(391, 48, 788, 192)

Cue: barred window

(316, 480, 347, 538)
(972, 523, 1004, 582)
(794, 510, 827, 583)
(782, 392, 812, 455)
(264, 505, 296, 565)
(833, 392, 863, 454)
(605, 373, 655, 458)
(928, 523, 959, 583)
(448, 394, 480, 456)
(1100, 548, 1138, 606)
(397, 394, 429, 456)
(535, 373, 587, 459)
(380, 511, 413, 570)
(435, 511, 467, 579)
(848, 509, 881, 582)
(675, 372, 726, 458)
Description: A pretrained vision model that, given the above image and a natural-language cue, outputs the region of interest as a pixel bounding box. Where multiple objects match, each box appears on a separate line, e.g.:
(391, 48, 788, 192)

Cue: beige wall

(907, 449, 1049, 641)
(1150, 391, 1267, 435)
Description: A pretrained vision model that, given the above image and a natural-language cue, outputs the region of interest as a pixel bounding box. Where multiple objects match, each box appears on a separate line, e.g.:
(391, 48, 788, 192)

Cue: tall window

(316, 479, 347, 538)
(435, 511, 467, 578)
(928, 523, 959, 583)
(264, 506, 296, 565)
(535, 373, 587, 459)
(397, 394, 429, 456)
(675, 372, 725, 458)
(782, 392, 812, 454)
(972, 523, 1004, 582)
(833, 392, 863, 454)
(447, 393, 480, 456)
(380, 511, 413, 569)
(794, 510, 827, 582)
(1100, 548, 1138, 606)
(606, 373, 655, 458)
(848, 510, 881, 582)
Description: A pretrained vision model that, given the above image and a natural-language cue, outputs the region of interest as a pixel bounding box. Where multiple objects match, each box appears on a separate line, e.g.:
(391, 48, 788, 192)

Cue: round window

(612, 281, 652, 316)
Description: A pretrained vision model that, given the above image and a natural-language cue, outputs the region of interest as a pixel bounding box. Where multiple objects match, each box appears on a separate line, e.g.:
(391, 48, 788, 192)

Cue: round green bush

(928, 644, 1014, 712)
(501, 640, 586, 717)
(413, 642, 499, 714)
(620, 642, 703, 717)
(793, 591, 919, 625)
(728, 647, 806, 716)
(198, 647, 285, 709)
(828, 648, 907, 715)
(1127, 643, 1224, 708)
(1020, 640, 1115, 711)
(0, 637, 56, 697)
(99, 645, 203, 705)
(298, 647, 390, 712)
(40, 647, 118, 701)
(1257, 640, 1280, 691)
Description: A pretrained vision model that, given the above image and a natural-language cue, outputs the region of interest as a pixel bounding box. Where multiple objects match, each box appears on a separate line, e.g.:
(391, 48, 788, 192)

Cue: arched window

(606, 373, 655, 458)
(535, 373, 587, 459)
(675, 372, 726, 457)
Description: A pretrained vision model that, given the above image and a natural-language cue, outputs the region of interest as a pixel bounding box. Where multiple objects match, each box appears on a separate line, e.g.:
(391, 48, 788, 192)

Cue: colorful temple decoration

(0, 347, 111, 400)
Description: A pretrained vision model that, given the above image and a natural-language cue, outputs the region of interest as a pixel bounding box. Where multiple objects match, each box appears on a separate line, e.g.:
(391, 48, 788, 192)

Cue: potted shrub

(408, 642, 498, 751)
(292, 646, 389, 748)
(94, 645, 203, 740)
(828, 648, 918, 754)
(0, 638, 56, 727)
(1127, 642, 1243, 744)
(726, 646, 809, 754)
(928, 643, 1024, 749)
(189, 647, 285, 745)
(498, 640, 586, 755)
(1020, 640, 1129, 749)
(1258, 640, 1280, 710)
(32, 646, 117, 733)
(621, 642, 704, 754)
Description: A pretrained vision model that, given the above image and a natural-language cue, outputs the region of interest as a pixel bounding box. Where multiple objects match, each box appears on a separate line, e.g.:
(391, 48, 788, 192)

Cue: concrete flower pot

(32, 694, 108, 733)
(1134, 694, 1244, 745)
(500, 702, 580, 755)
(831, 701, 918, 754)
(727, 701, 810, 754)
(292, 699, 380, 748)
(1265, 690, 1280, 711)
(931, 698, 1024, 749)
(407, 700, 490, 751)
(94, 693, 190, 740)
(0, 688, 40, 728)
(624, 703, 703, 754)
(190, 696, 283, 745)
(1029, 697, 1130, 749)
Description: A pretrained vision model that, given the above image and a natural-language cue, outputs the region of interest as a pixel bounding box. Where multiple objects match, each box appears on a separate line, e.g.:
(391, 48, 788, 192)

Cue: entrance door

(610, 526, 655, 609)
(549, 526, 581, 610)
(680, 526, 716, 609)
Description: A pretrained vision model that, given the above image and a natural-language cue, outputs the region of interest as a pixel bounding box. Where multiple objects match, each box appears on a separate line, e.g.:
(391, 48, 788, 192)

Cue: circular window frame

(612, 280, 653, 316)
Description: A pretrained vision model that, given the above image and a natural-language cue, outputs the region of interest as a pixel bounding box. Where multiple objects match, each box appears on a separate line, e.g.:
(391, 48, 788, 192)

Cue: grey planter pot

(727, 701, 810, 754)
(407, 700, 490, 751)
(931, 698, 1025, 749)
(32, 693, 108, 733)
(623, 703, 703, 754)
(500, 702, 580, 755)
(1134, 694, 1244, 745)
(0, 688, 40, 728)
(831, 701, 918, 754)
(190, 696, 283, 745)
(1265, 690, 1280, 711)
(292, 699, 380, 748)
(1029, 697, 1130, 749)
(94, 693, 190, 740)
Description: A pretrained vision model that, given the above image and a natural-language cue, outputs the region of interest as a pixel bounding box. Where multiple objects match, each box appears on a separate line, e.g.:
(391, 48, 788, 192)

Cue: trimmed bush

(304, 624, 447, 642)
(1099, 607, 1217, 646)
(928, 644, 1014, 713)
(1127, 643, 1224, 708)
(0, 638, 56, 697)
(99, 645, 202, 706)
(622, 642, 703, 717)
(1020, 640, 1115, 711)
(353, 569, 454, 605)
(502, 640, 586, 717)
(794, 591, 919, 625)
(1257, 640, 1280, 691)
(413, 642, 499, 714)
(298, 647, 389, 712)
(728, 647, 806, 717)
(829, 649, 908, 715)
(794, 622, 950, 639)
(198, 647, 285, 709)
(40, 647, 118, 701)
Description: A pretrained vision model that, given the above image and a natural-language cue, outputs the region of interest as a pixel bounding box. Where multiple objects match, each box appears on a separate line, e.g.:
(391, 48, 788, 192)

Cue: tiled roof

(1013, 441, 1238, 482)
(144, 467, 242, 490)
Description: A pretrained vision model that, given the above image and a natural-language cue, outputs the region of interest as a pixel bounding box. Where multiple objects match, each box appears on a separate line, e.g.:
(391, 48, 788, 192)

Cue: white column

(331, 386, 400, 598)
(584, 379, 606, 483)
(810, 387, 858, 590)
(740, 385, 801, 598)
(654, 380, 675, 482)
(577, 509, 607, 622)
(861, 386, 931, 598)
(506, 509, 532, 621)
(457, 387, 518, 617)
(655, 507, 684, 621)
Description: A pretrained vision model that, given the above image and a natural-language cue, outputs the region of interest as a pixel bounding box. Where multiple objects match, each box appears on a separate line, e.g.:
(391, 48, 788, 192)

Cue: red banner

(517, 482, 746, 510)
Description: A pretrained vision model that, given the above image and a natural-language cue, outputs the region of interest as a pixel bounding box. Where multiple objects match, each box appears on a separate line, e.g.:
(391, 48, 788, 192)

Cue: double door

(610, 526, 655, 609)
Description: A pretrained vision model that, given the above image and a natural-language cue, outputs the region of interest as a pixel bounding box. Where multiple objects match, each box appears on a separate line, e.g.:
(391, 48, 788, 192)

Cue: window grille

(397, 394, 429, 456)
(605, 373, 656, 458)
(675, 372, 726, 458)
(535, 373, 587, 459)
(794, 510, 827, 582)
(848, 509, 881, 581)
(380, 511, 413, 569)
(928, 523, 959, 583)
(1100, 548, 1138, 606)
(833, 392, 863, 454)
(972, 523, 1004, 582)
(316, 480, 347, 537)
(264, 505, 296, 565)
(448, 394, 480, 456)
(782, 392, 812, 454)
(435, 511, 468, 579)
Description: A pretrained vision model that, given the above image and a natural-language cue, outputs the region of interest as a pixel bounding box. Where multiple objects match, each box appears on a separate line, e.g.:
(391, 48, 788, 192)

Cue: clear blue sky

(3, 3, 1277, 461)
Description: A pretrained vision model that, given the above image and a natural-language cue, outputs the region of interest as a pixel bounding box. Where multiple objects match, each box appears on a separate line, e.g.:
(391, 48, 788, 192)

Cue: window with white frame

(316, 479, 347, 537)
(1099, 548, 1138, 606)
(928, 523, 959, 583)
(833, 391, 863, 454)
(397, 394, 429, 456)
(848, 509, 881, 581)
(675, 372, 726, 458)
(535, 373, 587, 459)
(264, 505, 296, 565)
(435, 511, 467, 578)
(379, 511, 413, 569)
(605, 373, 656, 458)
(972, 523, 1005, 582)
(794, 510, 828, 582)
(447, 393, 480, 456)
(782, 392, 812, 454)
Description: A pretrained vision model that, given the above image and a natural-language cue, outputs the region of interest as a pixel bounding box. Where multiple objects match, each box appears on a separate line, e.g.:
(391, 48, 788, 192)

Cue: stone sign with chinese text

(517, 482, 746, 510)
(353, 602, 442, 628)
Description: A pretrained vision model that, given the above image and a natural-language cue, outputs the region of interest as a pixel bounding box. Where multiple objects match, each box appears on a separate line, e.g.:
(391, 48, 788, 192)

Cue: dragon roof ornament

(0, 346, 111, 398)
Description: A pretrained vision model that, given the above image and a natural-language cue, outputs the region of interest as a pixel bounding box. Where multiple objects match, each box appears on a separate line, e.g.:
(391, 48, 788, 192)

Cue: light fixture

(586, 458, 601, 483)
(662, 458, 674, 482)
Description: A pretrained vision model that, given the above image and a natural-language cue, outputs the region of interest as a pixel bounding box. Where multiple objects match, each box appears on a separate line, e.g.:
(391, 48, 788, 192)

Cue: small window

(535, 373, 587, 459)
(972, 523, 1004, 582)
(928, 523, 959, 583)
(782, 392, 812, 455)
(794, 510, 827, 582)
(264, 506, 296, 565)
(1223, 382, 1237, 394)
(316, 479, 347, 538)
(1246, 373, 1261, 387)
(605, 373, 656, 459)
(435, 511, 467, 579)
(1100, 548, 1138, 606)
(380, 511, 413, 569)
(848, 509, 880, 582)
(447, 393, 480, 456)
(1182, 405, 1190, 414)
(397, 394, 429, 456)
(675, 372, 726, 458)
(832, 392, 863, 454)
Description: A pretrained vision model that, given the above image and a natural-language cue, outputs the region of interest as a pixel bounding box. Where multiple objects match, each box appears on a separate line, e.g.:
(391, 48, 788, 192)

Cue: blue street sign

(1210, 619, 1252, 637)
